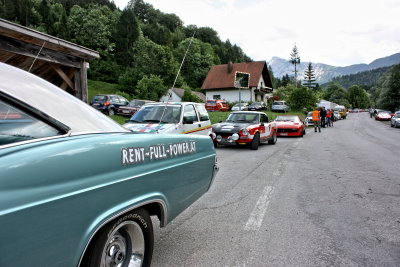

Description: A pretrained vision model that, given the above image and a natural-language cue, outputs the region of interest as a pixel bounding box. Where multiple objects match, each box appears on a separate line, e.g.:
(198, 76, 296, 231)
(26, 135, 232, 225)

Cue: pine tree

(289, 43, 300, 87)
(303, 62, 318, 89)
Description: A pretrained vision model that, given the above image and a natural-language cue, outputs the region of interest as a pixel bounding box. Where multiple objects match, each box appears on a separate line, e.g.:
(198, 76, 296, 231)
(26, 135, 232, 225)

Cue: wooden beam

(60, 67, 76, 90)
(53, 65, 75, 92)
(0, 35, 81, 68)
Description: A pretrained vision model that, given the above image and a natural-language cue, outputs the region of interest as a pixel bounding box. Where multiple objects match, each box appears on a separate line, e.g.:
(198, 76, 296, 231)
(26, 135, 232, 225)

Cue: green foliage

(288, 86, 318, 111)
(175, 38, 220, 88)
(303, 62, 318, 89)
(323, 82, 350, 107)
(347, 85, 371, 109)
(87, 79, 119, 101)
(88, 59, 123, 83)
(377, 64, 400, 111)
(330, 66, 391, 91)
(181, 89, 202, 103)
(273, 84, 296, 101)
(67, 4, 117, 57)
(135, 74, 167, 101)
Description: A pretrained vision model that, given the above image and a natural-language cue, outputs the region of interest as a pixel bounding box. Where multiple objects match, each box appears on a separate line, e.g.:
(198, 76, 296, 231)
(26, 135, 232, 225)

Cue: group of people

(311, 107, 335, 132)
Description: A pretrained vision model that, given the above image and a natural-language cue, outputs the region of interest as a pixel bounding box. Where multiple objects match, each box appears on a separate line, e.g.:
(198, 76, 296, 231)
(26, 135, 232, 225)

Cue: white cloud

(114, 0, 400, 66)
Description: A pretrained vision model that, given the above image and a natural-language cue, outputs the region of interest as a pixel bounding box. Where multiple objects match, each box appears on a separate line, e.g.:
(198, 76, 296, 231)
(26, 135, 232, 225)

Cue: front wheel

(268, 131, 277, 145)
(84, 209, 154, 267)
(108, 108, 115, 116)
(250, 133, 260, 150)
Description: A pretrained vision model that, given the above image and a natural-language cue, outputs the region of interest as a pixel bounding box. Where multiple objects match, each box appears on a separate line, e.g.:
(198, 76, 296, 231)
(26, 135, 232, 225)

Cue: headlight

(216, 135, 222, 142)
(242, 128, 249, 135)
(232, 133, 239, 141)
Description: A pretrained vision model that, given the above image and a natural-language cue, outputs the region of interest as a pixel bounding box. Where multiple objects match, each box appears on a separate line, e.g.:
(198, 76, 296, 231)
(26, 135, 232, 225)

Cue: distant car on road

(211, 111, 277, 150)
(116, 99, 155, 116)
(90, 94, 129, 115)
(0, 62, 218, 267)
(375, 111, 392, 121)
(275, 115, 306, 137)
(304, 111, 314, 126)
(390, 113, 400, 127)
(271, 101, 290, 112)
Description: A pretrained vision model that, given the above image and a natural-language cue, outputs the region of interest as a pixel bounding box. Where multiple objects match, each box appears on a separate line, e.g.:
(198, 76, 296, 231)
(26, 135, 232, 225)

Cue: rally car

(274, 115, 306, 137)
(211, 111, 277, 150)
(123, 102, 212, 136)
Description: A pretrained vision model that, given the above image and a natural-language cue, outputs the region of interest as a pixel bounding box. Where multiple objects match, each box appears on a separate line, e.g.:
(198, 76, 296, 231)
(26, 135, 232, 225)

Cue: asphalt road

(151, 112, 400, 267)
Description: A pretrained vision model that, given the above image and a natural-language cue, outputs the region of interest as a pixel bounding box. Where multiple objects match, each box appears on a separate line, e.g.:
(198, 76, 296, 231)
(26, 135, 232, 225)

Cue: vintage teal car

(0, 63, 218, 267)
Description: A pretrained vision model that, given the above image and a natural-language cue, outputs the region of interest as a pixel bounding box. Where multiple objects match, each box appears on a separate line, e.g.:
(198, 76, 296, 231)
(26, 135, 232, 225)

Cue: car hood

(123, 122, 177, 133)
(275, 121, 301, 128)
(212, 122, 251, 133)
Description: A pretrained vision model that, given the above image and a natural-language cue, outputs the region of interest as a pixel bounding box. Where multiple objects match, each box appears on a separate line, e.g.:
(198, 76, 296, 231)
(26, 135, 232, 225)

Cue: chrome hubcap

(101, 221, 145, 267)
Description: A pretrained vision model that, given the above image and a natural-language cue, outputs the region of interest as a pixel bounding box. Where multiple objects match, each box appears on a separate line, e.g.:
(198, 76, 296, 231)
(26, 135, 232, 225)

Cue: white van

(123, 102, 212, 136)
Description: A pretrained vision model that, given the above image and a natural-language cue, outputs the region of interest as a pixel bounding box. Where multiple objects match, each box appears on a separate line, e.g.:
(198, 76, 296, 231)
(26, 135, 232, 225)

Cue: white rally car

(123, 102, 213, 136)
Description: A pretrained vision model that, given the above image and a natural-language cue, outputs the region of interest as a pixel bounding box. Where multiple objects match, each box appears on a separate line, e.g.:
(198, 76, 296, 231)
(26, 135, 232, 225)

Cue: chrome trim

(77, 199, 167, 267)
(0, 132, 71, 149)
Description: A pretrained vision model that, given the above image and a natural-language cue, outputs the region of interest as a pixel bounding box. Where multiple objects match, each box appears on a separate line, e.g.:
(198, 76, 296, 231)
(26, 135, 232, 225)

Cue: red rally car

(274, 115, 306, 137)
(211, 111, 277, 150)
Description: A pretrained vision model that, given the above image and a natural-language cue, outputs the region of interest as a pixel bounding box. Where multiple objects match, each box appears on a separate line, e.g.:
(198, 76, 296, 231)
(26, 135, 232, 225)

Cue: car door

(259, 113, 271, 140)
(195, 104, 212, 135)
(181, 104, 204, 135)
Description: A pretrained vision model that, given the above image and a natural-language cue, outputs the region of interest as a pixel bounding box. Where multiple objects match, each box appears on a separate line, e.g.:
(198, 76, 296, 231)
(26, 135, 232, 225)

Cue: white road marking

(244, 186, 275, 231)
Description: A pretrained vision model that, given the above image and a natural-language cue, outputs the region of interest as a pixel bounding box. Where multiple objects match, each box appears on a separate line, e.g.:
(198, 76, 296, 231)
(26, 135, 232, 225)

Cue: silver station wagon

(0, 63, 218, 267)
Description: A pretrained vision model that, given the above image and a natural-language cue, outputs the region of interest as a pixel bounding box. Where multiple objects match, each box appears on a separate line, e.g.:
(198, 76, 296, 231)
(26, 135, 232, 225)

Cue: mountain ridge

(268, 52, 400, 84)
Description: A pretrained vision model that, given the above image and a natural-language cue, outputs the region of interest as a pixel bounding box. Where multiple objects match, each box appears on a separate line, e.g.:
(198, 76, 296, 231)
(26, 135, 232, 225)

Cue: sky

(113, 0, 400, 67)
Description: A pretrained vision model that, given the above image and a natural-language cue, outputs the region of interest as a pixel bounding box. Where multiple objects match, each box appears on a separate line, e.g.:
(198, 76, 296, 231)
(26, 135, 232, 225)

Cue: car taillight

(104, 101, 110, 106)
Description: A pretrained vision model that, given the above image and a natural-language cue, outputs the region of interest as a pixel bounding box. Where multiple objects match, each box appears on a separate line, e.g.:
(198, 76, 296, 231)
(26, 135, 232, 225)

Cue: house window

(213, 95, 221, 100)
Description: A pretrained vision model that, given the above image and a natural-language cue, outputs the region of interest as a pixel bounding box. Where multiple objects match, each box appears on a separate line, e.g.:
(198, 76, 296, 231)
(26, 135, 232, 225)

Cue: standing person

(312, 107, 321, 133)
(320, 107, 327, 128)
(326, 109, 332, 127)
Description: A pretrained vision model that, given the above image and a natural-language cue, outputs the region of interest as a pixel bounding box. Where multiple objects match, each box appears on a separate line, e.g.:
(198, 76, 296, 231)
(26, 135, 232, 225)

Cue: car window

(130, 105, 181, 123)
(0, 99, 60, 146)
(261, 114, 268, 123)
(111, 96, 120, 103)
(195, 104, 209, 121)
(183, 104, 198, 123)
(93, 95, 107, 101)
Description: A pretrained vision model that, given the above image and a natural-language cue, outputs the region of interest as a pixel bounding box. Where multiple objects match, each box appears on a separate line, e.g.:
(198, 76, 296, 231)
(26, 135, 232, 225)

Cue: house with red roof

(201, 61, 273, 103)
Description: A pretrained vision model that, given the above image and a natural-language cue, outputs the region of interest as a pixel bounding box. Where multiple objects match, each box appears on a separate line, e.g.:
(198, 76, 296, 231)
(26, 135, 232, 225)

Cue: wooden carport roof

(0, 18, 99, 102)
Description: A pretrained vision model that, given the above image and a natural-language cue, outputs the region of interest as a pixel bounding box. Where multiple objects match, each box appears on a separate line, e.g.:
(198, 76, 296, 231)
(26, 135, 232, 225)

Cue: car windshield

(128, 105, 181, 123)
(92, 95, 107, 101)
(307, 112, 313, 117)
(128, 100, 145, 108)
(275, 116, 298, 122)
(226, 113, 259, 123)
(250, 103, 261, 107)
(273, 102, 283, 105)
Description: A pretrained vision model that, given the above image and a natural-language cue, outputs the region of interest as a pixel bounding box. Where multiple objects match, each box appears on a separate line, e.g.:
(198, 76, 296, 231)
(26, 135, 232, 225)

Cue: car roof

(230, 111, 264, 115)
(0, 63, 128, 135)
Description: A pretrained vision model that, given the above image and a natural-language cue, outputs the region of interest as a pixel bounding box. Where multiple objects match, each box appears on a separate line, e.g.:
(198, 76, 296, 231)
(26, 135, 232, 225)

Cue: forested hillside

(329, 66, 391, 91)
(0, 0, 251, 100)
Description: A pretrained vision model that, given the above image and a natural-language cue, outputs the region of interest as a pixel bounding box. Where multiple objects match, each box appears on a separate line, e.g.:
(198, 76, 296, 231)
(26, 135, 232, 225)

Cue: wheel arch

(77, 198, 167, 267)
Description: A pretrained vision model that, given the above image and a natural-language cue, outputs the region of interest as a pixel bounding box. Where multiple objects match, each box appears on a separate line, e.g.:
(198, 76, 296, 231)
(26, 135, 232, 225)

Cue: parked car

(90, 94, 129, 115)
(334, 105, 347, 119)
(205, 99, 229, 112)
(248, 102, 266, 111)
(231, 102, 249, 111)
(211, 111, 277, 150)
(123, 102, 212, 136)
(274, 115, 306, 137)
(271, 101, 290, 112)
(304, 111, 314, 126)
(116, 99, 155, 116)
(390, 113, 400, 128)
(0, 63, 218, 267)
(375, 111, 392, 121)
(333, 110, 341, 121)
